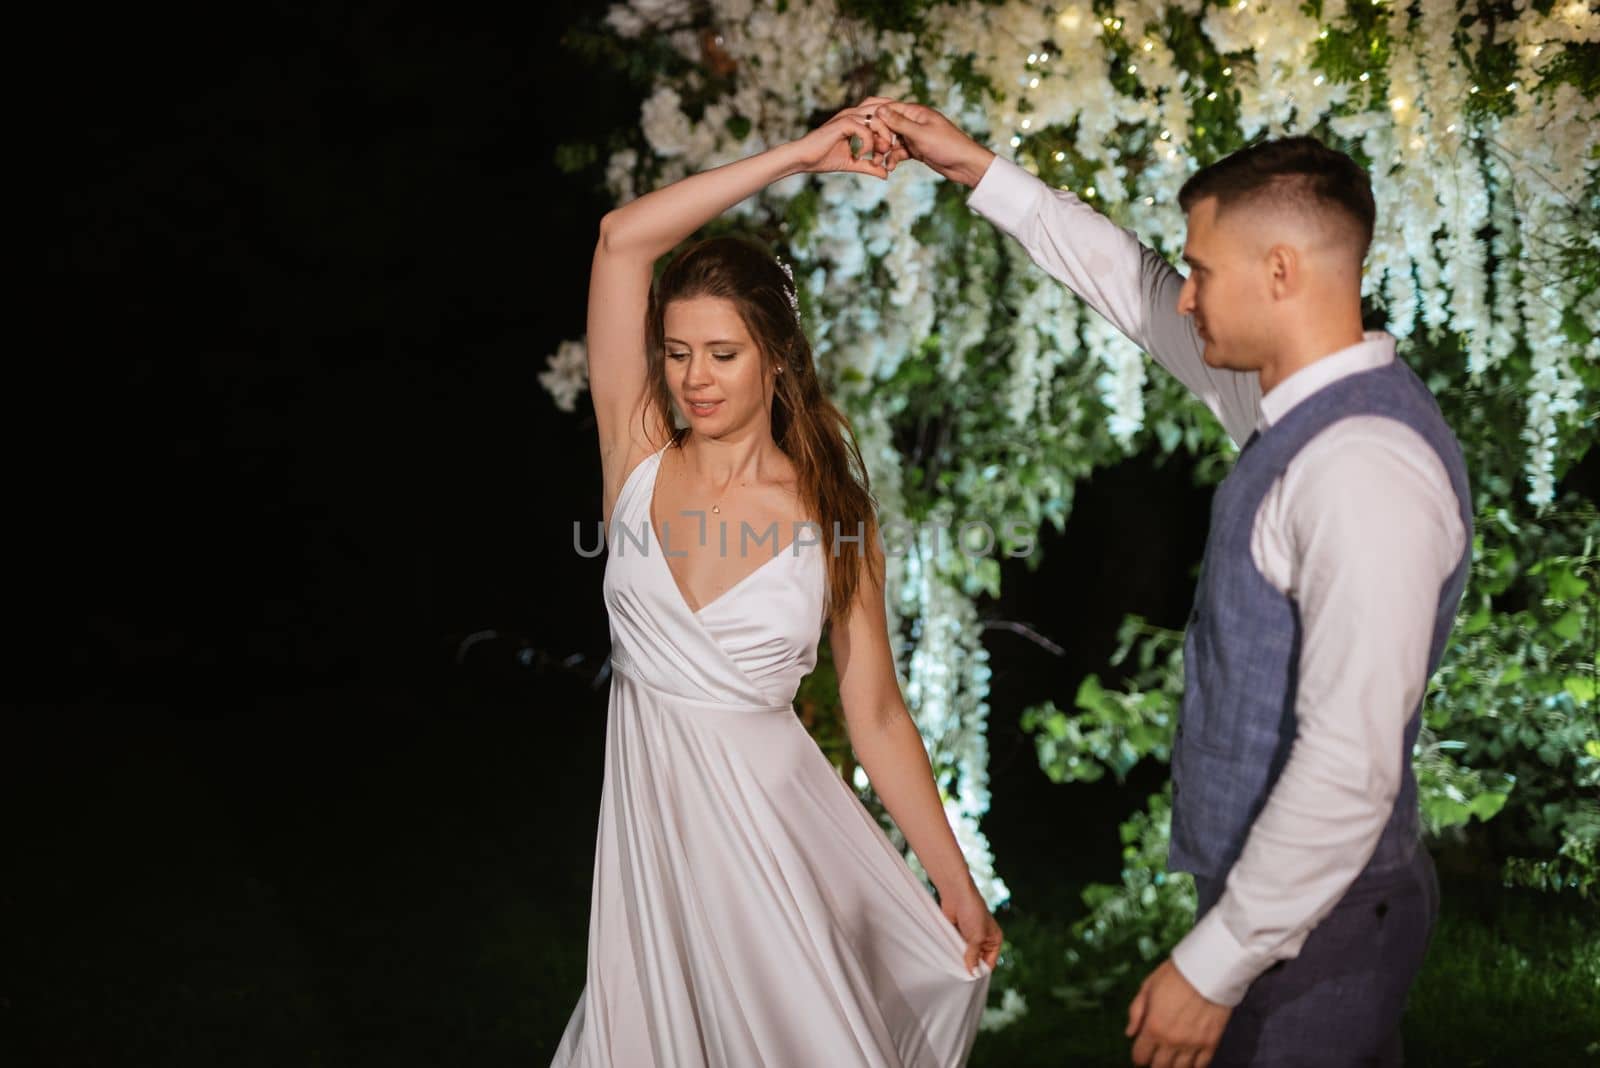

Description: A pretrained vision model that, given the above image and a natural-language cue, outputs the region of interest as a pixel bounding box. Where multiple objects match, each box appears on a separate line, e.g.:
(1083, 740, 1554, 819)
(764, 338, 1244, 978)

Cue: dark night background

(16, 4, 1594, 1065)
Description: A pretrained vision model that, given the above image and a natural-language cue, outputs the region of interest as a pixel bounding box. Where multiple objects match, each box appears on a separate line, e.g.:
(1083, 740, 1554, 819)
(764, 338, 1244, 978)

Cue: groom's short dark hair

(1179, 136, 1375, 259)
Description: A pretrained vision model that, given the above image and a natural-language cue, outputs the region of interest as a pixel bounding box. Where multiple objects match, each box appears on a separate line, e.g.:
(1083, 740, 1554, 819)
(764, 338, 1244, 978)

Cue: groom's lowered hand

(1126, 958, 1231, 1068)
(868, 103, 997, 188)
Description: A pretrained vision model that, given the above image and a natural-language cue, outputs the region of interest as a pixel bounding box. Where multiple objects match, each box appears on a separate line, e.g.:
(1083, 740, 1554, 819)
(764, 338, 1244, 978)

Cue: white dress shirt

(969, 157, 1466, 1006)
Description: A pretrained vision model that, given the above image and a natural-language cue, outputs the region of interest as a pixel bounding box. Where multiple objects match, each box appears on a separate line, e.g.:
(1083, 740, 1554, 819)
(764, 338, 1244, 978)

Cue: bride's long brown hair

(642, 236, 881, 627)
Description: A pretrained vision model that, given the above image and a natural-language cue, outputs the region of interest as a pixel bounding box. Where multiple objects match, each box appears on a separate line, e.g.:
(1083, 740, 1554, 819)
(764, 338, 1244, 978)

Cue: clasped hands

(793, 96, 996, 188)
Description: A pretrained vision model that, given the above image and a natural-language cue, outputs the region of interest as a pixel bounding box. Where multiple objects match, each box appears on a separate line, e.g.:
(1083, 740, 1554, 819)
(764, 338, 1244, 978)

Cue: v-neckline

(646, 447, 810, 617)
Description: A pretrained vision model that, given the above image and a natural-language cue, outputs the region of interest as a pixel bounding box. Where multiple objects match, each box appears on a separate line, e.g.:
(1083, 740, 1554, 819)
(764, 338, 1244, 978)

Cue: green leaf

(1469, 791, 1510, 822)
(1460, 599, 1492, 635)
(1549, 610, 1584, 643)
(1075, 675, 1108, 714)
(1565, 676, 1597, 704)
(1423, 795, 1472, 829)
(1544, 563, 1590, 602)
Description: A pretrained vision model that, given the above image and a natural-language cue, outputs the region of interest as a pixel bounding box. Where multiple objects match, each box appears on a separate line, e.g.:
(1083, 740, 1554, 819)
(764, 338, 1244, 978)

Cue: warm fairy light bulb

(1040, 52, 1051, 62)
(1129, 63, 1139, 73)
(1143, 195, 1154, 205)
(1085, 186, 1097, 198)
(1028, 52, 1038, 63)
(1207, 91, 1218, 100)
(1391, 97, 1407, 111)
(1029, 77, 1040, 88)
(1314, 75, 1325, 85)
(1319, 29, 1329, 39)
(1021, 118, 1032, 129)
(1359, 72, 1370, 82)
(1160, 129, 1171, 140)
(1054, 151, 1066, 161)
(1222, 66, 1233, 76)
(1143, 41, 1154, 51)
(1470, 84, 1479, 93)
(1010, 135, 1022, 147)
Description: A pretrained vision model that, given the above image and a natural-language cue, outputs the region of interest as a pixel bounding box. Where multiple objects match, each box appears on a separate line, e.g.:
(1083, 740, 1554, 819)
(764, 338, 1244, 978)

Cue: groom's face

(1178, 197, 1271, 373)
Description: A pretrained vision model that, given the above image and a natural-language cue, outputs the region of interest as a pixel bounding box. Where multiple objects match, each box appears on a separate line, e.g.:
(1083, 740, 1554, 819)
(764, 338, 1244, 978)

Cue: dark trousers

(1194, 847, 1440, 1067)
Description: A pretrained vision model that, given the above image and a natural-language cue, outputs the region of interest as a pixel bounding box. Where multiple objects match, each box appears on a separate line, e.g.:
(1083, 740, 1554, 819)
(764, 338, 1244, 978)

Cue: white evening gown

(552, 447, 990, 1068)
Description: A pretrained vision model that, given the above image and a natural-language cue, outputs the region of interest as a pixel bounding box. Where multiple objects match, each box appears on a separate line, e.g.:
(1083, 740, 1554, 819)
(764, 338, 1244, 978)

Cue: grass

(1402, 877, 1600, 1065)
(8, 684, 1596, 1066)
(964, 879, 1600, 1067)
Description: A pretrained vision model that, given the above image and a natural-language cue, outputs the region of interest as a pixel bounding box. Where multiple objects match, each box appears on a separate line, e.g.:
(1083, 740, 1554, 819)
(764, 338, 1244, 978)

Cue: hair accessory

(774, 255, 802, 326)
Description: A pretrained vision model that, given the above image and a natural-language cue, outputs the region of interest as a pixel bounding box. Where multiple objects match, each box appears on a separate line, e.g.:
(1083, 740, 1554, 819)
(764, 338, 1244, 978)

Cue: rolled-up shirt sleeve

(1169, 424, 1465, 1005)
(966, 156, 1260, 446)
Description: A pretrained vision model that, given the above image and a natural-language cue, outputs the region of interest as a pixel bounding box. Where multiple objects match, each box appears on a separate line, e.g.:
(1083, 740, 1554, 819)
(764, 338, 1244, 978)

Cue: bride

(552, 97, 1001, 1068)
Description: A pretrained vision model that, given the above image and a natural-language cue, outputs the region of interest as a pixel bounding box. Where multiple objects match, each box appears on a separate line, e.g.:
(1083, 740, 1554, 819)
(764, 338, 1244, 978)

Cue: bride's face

(662, 296, 777, 436)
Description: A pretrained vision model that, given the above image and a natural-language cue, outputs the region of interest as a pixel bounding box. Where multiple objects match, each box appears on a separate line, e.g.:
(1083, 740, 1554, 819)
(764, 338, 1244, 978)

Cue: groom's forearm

(966, 157, 1259, 446)
(946, 143, 998, 189)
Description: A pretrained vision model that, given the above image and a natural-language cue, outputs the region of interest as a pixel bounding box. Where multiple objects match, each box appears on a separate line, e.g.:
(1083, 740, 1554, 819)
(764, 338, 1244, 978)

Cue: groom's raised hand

(868, 103, 997, 188)
(1126, 958, 1231, 1068)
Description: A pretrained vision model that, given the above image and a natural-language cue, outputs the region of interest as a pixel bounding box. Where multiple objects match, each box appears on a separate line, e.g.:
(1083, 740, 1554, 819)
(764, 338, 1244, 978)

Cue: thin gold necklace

(682, 447, 740, 514)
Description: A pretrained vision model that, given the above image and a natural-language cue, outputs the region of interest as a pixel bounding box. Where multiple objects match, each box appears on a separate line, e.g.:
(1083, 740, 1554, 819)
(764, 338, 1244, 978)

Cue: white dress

(552, 447, 990, 1067)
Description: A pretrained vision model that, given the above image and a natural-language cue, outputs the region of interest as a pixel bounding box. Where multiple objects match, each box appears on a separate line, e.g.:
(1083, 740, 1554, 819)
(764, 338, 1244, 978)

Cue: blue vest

(1168, 358, 1473, 888)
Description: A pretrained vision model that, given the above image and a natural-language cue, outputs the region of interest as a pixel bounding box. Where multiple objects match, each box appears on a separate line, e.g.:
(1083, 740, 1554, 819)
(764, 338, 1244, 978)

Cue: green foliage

(1021, 617, 1182, 785)
(1049, 786, 1196, 1008)
(1427, 498, 1600, 898)
(1399, 876, 1600, 1064)
(1032, 498, 1600, 1001)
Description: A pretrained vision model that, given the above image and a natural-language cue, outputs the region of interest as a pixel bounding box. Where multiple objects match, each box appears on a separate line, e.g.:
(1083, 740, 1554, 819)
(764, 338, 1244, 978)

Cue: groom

(867, 106, 1471, 1065)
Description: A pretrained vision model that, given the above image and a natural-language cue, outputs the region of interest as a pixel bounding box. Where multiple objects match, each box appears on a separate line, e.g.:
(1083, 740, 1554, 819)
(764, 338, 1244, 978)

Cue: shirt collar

(1258, 331, 1395, 430)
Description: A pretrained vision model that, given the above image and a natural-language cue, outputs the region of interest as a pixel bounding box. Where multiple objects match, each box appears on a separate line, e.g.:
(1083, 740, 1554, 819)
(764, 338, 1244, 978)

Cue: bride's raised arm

(586, 99, 894, 519)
